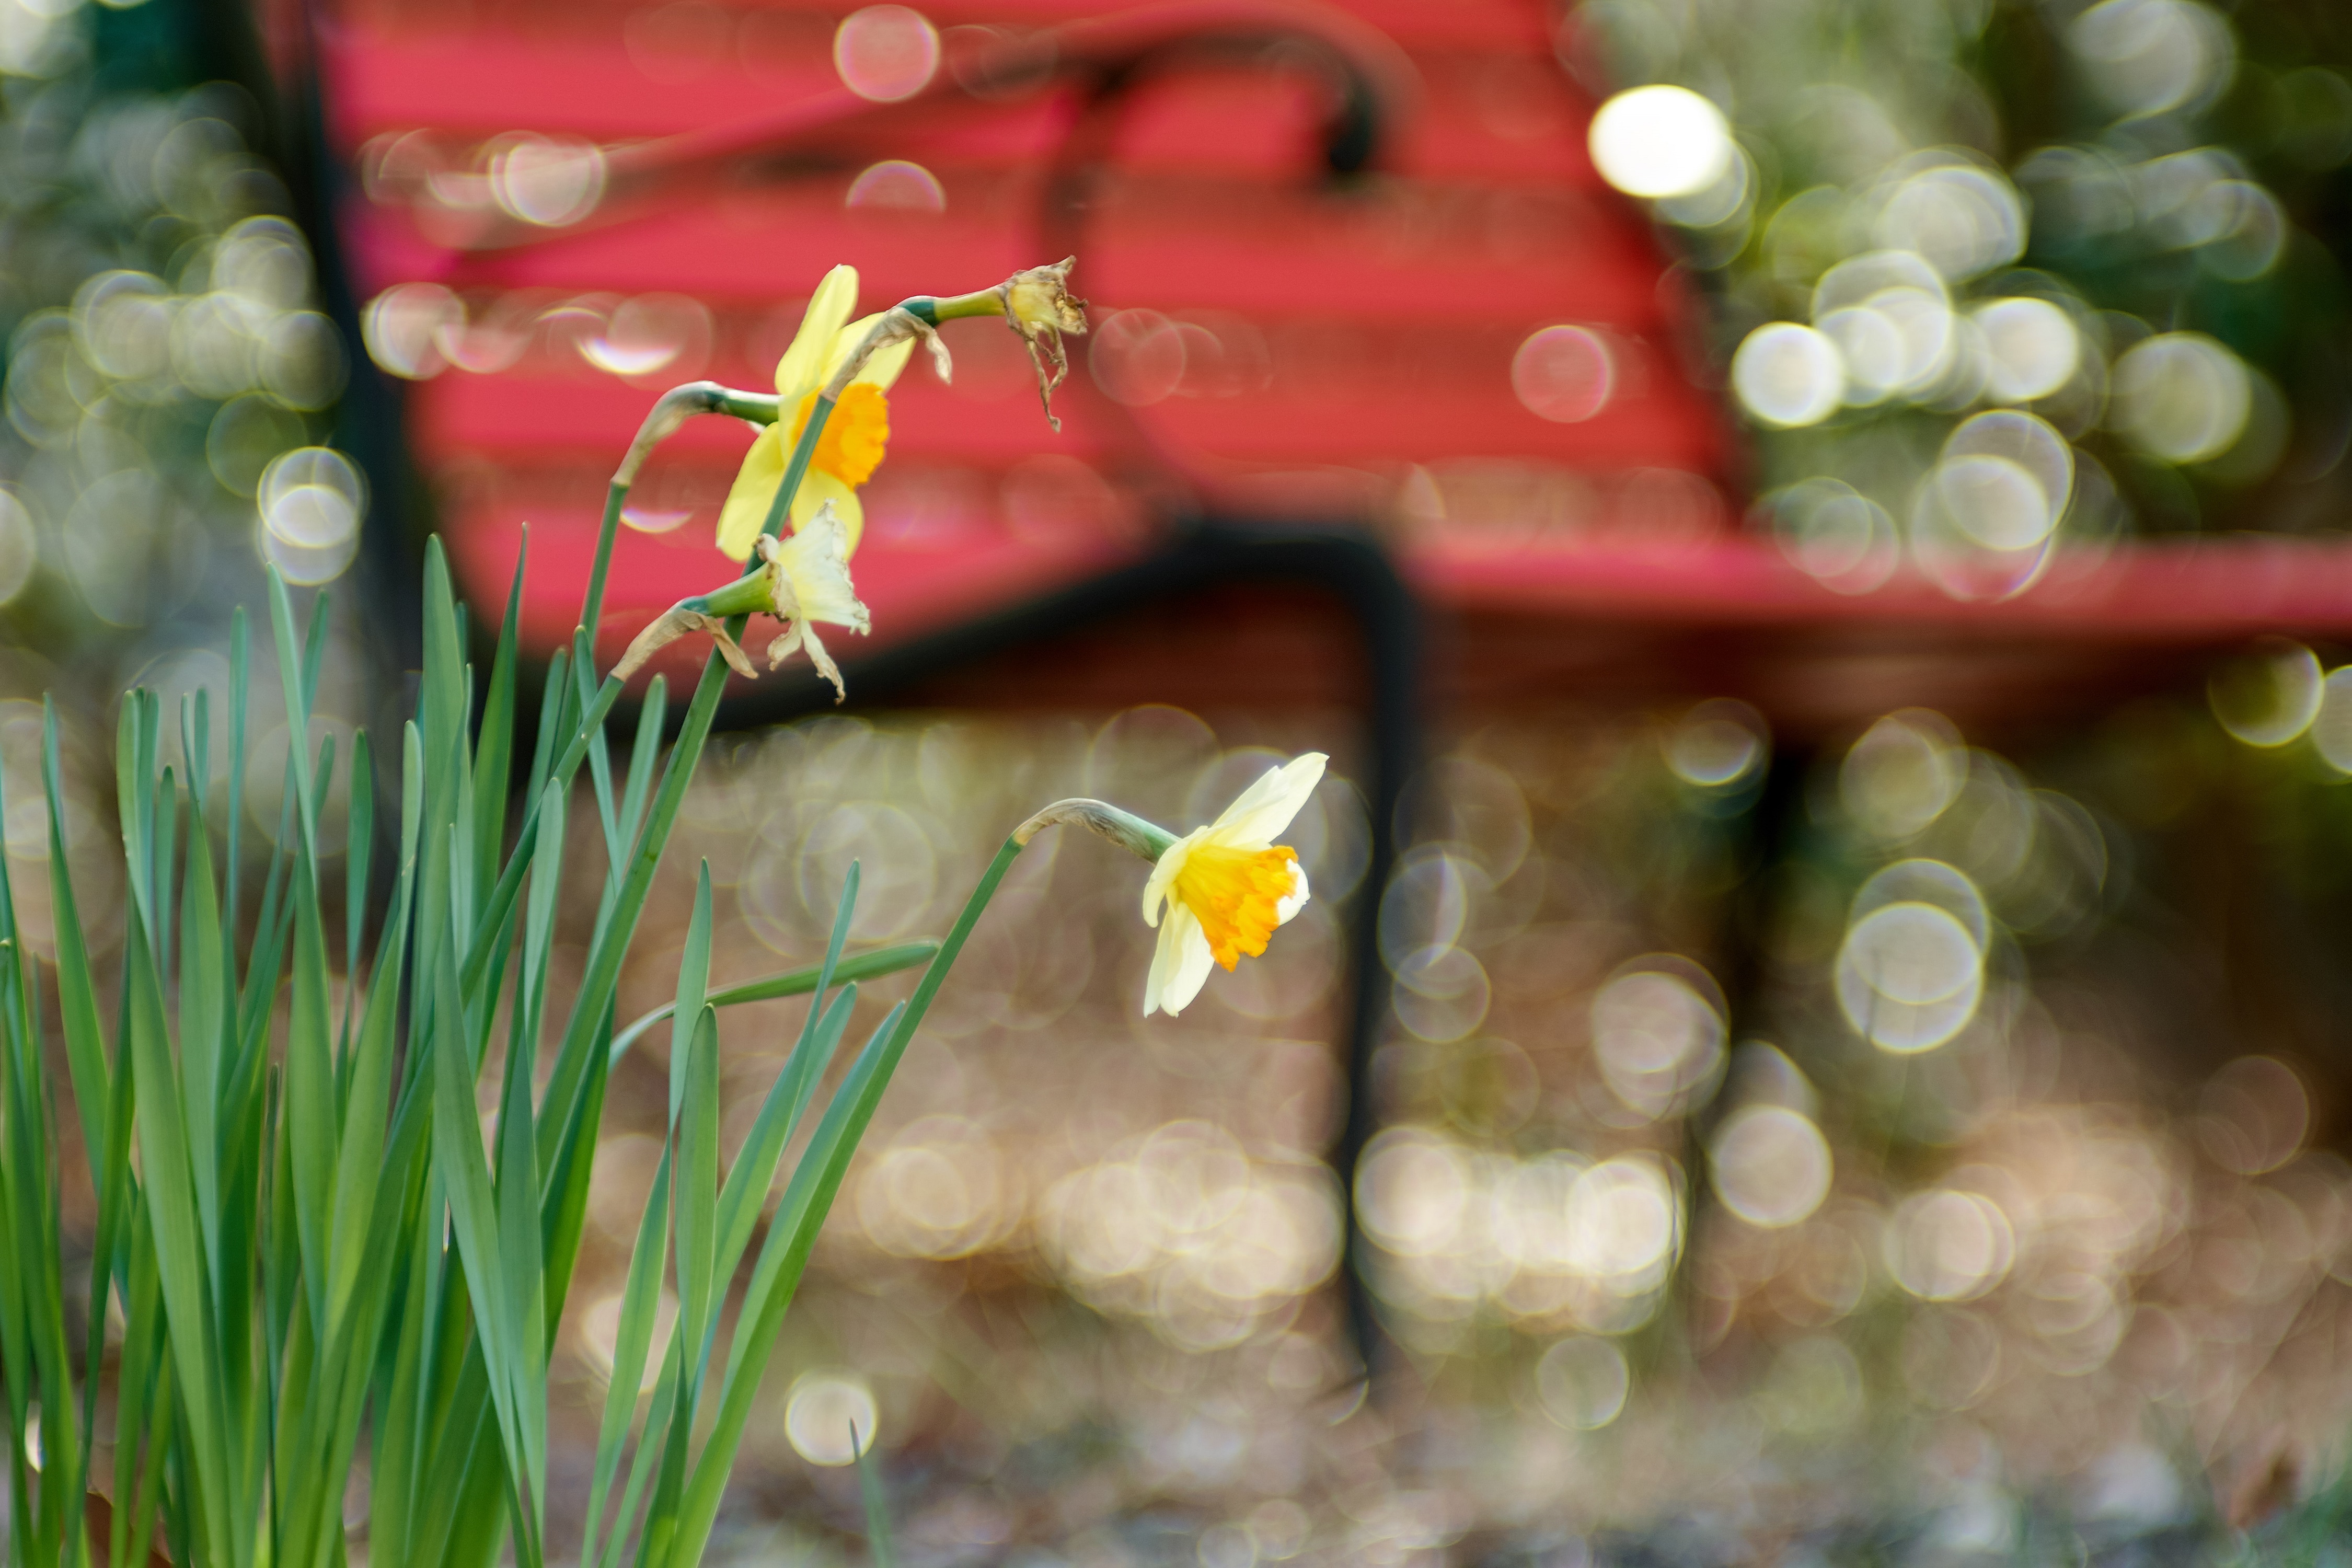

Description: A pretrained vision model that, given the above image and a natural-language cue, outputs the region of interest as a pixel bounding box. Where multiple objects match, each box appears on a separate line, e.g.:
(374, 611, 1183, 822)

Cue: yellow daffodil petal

(1208, 753, 1327, 846)
(1144, 899, 1217, 1017)
(775, 265, 859, 399)
(789, 468, 864, 555)
(715, 422, 787, 561)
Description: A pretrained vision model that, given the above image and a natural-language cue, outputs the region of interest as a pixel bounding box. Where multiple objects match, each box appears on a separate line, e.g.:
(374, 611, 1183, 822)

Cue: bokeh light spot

(1393, 943, 1492, 1044)
(1872, 158, 2026, 280)
(2209, 639, 2322, 748)
(1817, 305, 1906, 403)
(1563, 1156, 1680, 1289)
(1837, 860, 1990, 1055)
(581, 293, 712, 378)
(257, 446, 363, 584)
(1836, 903, 1984, 1054)
(2111, 331, 2252, 463)
(1851, 858, 1990, 949)
(1932, 454, 2057, 552)
(1843, 902, 1979, 1006)
(845, 158, 947, 212)
(1377, 848, 1480, 965)
(1944, 411, 2073, 538)
(856, 1116, 1009, 1259)
(1536, 1338, 1630, 1430)
(1768, 478, 1899, 595)
(1709, 1105, 1832, 1229)
(1732, 322, 1843, 428)
(1091, 309, 1186, 408)
(578, 1290, 676, 1393)
(1810, 253, 1953, 400)
(2199, 180, 2287, 280)
(2312, 666, 2352, 773)
(1665, 698, 1767, 787)
(1841, 710, 1964, 840)
(1975, 297, 2081, 401)
(1588, 85, 1734, 199)
(1592, 966, 1724, 1121)
(1886, 1191, 2014, 1301)
(2196, 1056, 2309, 1175)
(2069, 0, 2233, 120)
(784, 1371, 879, 1466)
(834, 4, 939, 101)
(362, 282, 462, 380)
(1511, 326, 1616, 423)
(73, 270, 172, 382)
(489, 133, 605, 226)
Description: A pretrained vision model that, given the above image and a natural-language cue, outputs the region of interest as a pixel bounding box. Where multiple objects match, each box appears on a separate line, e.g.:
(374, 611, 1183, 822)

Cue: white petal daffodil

(714, 264, 918, 561)
(1138, 753, 1323, 1017)
(609, 500, 870, 700)
(753, 502, 870, 701)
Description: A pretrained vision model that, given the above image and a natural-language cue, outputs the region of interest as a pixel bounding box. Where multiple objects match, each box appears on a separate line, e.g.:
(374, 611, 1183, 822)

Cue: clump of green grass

(0, 268, 1082, 1568)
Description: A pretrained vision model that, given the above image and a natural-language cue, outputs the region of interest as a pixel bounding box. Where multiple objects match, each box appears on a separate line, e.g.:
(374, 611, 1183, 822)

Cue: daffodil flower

(611, 501, 870, 700)
(752, 503, 870, 700)
(1138, 753, 1324, 1016)
(714, 266, 919, 561)
(606, 259, 1083, 698)
(1008, 755, 1323, 1014)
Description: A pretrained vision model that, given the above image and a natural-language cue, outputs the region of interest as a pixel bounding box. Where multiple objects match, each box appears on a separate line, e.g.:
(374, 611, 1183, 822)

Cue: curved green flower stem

(909, 288, 1017, 326)
(583, 383, 783, 645)
(663, 571, 771, 622)
(1013, 797, 1176, 861)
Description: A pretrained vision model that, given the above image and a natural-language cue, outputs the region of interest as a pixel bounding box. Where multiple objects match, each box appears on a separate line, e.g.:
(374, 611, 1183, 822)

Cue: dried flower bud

(612, 607, 756, 683)
(998, 257, 1089, 432)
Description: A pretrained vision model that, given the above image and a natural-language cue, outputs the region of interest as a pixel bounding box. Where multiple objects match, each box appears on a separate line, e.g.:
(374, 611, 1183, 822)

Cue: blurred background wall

(17, 0, 2352, 1561)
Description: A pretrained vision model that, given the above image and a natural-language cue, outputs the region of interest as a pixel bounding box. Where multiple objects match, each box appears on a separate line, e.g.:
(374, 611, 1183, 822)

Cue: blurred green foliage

(0, 0, 350, 693)
(1565, 0, 2352, 570)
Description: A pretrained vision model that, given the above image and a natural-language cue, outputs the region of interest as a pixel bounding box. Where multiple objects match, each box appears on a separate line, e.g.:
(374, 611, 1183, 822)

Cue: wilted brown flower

(998, 256, 1089, 432)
